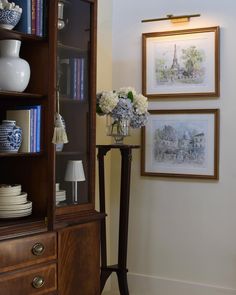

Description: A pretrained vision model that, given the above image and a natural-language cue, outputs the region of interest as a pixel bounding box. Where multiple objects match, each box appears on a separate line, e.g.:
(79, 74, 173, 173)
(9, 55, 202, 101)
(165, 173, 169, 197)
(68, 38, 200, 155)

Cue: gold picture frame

(141, 109, 219, 179)
(142, 27, 220, 98)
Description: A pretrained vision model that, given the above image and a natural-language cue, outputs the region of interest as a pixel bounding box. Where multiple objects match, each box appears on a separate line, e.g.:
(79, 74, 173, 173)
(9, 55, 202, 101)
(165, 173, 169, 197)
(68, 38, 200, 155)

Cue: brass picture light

(141, 14, 201, 24)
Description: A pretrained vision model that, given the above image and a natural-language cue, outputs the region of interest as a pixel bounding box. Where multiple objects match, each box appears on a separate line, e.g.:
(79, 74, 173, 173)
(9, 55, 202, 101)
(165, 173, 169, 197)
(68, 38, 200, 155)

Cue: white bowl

(0, 184, 21, 196)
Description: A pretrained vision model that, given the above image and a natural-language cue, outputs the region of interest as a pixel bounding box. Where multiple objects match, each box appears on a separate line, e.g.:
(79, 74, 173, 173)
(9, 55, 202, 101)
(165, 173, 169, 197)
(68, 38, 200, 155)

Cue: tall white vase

(0, 39, 30, 92)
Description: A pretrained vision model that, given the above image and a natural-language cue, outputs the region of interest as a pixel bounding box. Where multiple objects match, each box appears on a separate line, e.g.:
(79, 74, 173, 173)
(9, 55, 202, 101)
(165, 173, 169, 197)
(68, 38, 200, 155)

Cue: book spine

(70, 58, 77, 99)
(69, 59, 73, 99)
(36, 105, 41, 152)
(66, 61, 70, 96)
(33, 108, 37, 152)
(60, 59, 70, 96)
(80, 58, 85, 101)
(76, 59, 81, 100)
(30, 109, 34, 152)
(36, 0, 43, 36)
(73, 59, 78, 99)
(31, 0, 36, 34)
(43, 0, 47, 37)
(39, 0, 43, 36)
(14, 0, 32, 34)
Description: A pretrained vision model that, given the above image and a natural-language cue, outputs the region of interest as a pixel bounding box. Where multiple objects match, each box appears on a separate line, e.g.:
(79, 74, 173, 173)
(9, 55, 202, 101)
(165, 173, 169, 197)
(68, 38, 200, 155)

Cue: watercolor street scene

(153, 120, 207, 167)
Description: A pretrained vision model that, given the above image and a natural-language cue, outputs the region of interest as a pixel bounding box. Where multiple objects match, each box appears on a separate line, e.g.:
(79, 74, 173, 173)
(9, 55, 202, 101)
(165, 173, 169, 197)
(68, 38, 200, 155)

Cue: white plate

(0, 211, 32, 218)
(0, 184, 21, 192)
(56, 195, 66, 199)
(0, 201, 32, 211)
(0, 187, 22, 196)
(56, 198, 66, 202)
(0, 208, 32, 215)
(56, 196, 66, 200)
(56, 190, 66, 196)
(0, 192, 27, 200)
(55, 183, 60, 192)
(0, 198, 27, 205)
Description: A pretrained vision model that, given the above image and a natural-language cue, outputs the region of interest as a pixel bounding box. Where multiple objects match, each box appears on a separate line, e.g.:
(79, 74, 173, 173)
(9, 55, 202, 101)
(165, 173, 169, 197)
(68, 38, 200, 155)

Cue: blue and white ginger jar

(0, 120, 22, 152)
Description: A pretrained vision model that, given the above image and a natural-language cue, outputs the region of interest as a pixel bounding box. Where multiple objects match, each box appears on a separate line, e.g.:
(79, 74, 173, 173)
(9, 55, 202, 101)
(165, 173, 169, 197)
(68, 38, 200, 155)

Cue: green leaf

(127, 91, 134, 102)
(96, 104, 104, 115)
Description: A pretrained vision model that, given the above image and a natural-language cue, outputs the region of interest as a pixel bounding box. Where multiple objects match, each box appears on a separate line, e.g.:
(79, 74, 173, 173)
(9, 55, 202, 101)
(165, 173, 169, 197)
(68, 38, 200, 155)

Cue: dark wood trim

(55, 210, 104, 228)
(55, 203, 94, 216)
(89, 0, 97, 210)
(47, 0, 58, 231)
(0, 218, 47, 241)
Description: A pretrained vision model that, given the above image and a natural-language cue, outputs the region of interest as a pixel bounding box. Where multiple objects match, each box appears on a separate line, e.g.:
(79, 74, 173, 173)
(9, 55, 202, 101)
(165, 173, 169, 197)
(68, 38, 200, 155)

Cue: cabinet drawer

(0, 232, 57, 273)
(0, 263, 57, 295)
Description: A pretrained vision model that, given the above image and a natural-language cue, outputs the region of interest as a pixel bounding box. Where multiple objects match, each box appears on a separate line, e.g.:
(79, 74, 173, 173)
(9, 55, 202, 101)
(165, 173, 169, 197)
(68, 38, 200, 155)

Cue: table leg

(117, 148, 132, 295)
(97, 147, 111, 293)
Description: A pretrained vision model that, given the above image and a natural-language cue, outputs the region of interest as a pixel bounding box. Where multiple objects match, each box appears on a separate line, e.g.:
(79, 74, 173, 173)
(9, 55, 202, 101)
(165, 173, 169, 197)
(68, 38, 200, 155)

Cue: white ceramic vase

(0, 39, 30, 92)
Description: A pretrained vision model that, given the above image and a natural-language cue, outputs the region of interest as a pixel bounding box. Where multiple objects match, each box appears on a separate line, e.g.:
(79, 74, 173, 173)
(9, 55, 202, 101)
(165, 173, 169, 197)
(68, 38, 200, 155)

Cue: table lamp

(64, 160, 85, 203)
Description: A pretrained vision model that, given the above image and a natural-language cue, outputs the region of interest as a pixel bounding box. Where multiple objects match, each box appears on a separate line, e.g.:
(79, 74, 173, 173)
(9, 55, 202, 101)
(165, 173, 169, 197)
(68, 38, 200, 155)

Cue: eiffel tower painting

(170, 44, 180, 71)
(145, 27, 218, 97)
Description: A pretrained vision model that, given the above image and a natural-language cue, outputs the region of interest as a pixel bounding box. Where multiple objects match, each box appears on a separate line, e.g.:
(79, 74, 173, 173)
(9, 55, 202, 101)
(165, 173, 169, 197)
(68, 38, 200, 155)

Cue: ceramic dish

(0, 197, 27, 205)
(0, 184, 21, 196)
(0, 201, 32, 211)
(0, 192, 27, 200)
(0, 210, 32, 218)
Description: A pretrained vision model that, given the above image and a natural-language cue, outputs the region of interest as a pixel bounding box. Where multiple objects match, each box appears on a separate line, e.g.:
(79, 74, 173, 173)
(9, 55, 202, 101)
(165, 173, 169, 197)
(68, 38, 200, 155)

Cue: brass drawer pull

(32, 276, 45, 289)
(32, 243, 45, 256)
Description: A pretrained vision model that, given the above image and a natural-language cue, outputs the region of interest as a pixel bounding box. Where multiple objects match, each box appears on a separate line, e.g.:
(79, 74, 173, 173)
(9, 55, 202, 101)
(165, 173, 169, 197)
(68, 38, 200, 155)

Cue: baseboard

(127, 273, 236, 295)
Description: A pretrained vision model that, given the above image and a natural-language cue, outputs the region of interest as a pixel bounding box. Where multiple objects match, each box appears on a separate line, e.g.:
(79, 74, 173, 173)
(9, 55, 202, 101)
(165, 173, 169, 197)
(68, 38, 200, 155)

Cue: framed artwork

(142, 27, 220, 98)
(141, 109, 219, 179)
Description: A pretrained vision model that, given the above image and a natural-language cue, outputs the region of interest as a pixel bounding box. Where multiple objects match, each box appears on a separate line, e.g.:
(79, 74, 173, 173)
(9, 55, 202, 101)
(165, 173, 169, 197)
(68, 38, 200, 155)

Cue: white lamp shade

(64, 160, 86, 182)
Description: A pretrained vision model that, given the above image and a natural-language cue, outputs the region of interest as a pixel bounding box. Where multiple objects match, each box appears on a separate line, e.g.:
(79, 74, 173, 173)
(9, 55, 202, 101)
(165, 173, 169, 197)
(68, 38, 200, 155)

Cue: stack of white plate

(56, 183, 66, 205)
(0, 184, 32, 218)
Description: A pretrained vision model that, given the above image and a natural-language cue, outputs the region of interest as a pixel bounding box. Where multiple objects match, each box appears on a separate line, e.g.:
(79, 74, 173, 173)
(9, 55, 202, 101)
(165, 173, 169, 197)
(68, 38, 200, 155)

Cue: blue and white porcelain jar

(0, 120, 22, 152)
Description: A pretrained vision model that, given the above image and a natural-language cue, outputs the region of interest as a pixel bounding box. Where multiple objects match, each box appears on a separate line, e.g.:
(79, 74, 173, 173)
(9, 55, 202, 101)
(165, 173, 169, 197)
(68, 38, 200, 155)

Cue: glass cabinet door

(55, 0, 93, 208)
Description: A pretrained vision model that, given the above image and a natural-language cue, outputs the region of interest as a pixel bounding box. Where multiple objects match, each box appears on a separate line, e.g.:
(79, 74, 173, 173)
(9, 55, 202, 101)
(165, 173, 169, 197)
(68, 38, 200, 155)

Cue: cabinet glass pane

(56, 0, 91, 207)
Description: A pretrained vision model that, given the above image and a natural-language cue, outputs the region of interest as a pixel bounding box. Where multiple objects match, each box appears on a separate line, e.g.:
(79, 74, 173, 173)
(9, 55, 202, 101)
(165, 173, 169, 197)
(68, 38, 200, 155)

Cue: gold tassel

(52, 91, 69, 145)
(52, 113, 68, 144)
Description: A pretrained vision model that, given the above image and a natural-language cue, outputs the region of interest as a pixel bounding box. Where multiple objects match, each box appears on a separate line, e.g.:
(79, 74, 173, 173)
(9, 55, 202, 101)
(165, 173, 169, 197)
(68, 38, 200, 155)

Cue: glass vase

(106, 115, 130, 144)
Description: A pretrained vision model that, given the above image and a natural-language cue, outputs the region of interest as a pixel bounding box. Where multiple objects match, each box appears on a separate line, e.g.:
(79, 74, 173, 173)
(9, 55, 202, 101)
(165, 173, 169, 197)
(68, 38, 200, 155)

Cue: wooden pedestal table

(97, 145, 139, 295)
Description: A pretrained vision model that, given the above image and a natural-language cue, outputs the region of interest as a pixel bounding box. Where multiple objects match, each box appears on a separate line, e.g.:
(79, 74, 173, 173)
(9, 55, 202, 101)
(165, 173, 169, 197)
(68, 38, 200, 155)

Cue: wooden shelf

(0, 90, 45, 99)
(0, 28, 45, 42)
(59, 97, 87, 104)
(0, 216, 46, 241)
(56, 151, 84, 156)
(58, 42, 85, 54)
(0, 152, 44, 158)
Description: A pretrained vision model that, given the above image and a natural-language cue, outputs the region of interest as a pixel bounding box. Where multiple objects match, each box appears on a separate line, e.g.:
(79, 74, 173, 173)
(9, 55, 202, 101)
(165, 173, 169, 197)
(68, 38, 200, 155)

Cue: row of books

(59, 58, 86, 100)
(6, 105, 41, 153)
(14, 0, 46, 36)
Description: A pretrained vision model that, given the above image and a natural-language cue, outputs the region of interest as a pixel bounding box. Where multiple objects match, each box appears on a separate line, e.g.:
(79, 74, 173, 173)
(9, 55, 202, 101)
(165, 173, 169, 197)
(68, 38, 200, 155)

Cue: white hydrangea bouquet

(96, 87, 149, 143)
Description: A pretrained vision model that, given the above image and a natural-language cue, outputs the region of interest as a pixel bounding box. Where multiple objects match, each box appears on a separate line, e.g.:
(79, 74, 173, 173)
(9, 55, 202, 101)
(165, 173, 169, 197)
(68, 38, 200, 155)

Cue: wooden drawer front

(0, 263, 57, 295)
(0, 232, 56, 273)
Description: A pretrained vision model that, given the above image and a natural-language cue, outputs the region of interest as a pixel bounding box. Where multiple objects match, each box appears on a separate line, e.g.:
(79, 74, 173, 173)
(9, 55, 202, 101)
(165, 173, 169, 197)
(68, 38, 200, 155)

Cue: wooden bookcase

(0, 1, 102, 294)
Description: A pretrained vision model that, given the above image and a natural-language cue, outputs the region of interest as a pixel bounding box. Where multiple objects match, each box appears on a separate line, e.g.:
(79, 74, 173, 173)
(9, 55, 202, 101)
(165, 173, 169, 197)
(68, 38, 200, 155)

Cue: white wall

(106, 0, 236, 294)
(96, 0, 113, 291)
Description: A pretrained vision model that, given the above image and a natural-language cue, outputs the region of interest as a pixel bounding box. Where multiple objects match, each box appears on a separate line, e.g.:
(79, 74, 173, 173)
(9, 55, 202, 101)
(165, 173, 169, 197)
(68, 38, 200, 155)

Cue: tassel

(52, 90, 69, 145)
(52, 113, 68, 144)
